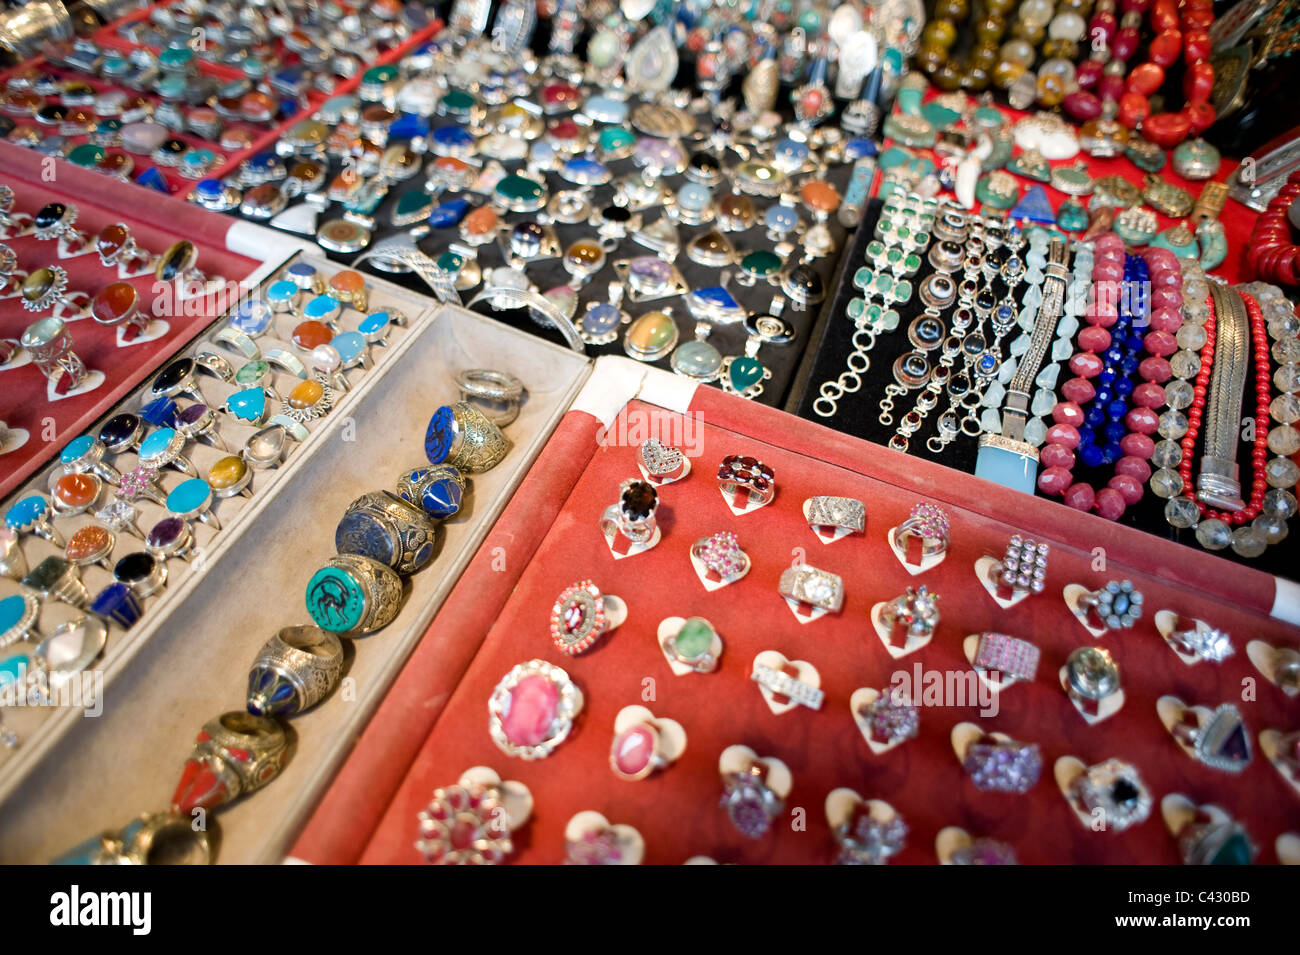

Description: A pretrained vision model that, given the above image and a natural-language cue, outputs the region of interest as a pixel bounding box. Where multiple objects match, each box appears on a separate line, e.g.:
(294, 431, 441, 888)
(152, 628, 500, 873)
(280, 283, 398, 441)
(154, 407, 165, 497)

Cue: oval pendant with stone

(624, 309, 679, 362)
(670, 339, 723, 381)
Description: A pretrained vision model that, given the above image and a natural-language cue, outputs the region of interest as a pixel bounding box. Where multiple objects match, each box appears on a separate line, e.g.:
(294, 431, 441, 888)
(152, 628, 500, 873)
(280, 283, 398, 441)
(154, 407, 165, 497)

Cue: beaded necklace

(1039, 236, 1176, 519)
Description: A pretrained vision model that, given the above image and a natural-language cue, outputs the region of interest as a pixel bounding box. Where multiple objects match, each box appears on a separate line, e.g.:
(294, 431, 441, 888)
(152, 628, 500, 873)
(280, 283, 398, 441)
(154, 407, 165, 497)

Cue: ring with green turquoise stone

(305, 553, 403, 635)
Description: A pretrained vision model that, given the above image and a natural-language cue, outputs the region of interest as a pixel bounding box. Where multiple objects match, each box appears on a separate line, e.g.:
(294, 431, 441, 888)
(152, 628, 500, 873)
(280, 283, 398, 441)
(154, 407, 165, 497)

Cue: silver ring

(804, 496, 865, 533)
(778, 565, 844, 612)
(264, 349, 309, 379)
(246, 625, 345, 717)
(22, 556, 88, 608)
(454, 368, 525, 427)
(304, 553, 404, 634)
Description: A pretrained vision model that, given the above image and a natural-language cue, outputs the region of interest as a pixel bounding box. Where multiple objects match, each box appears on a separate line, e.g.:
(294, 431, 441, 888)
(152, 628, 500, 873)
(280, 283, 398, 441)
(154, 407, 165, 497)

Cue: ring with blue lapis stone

(424, 401, 511, 474)
(247, 625, 344, 717)
(397, 465, 466, 521)
(335, 491, 438, 575)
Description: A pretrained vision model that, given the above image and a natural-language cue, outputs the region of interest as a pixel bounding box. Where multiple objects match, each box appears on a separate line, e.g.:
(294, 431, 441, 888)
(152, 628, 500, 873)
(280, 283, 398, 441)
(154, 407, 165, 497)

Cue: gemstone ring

(488, 658, 584, 760)
(246, 625, 345, 717)
(116, 465, 169, 506)
(424, 402, 512, 474)
(1178, 810, 1256, 866)
(1066, 758, 1152, 831)
(175, 402, 230, 452)
(604, 479, 658, 544)
(778, 565, 844, 613)
(64, 524, 116, 572)
(50, 472, 104, 517)
(891, 502, 950, 560)
(609, 720, 670, 782)
(166, 478, 222, 531)
(804, 495, 865, 533)
(23, 555, 90, 608)
(395, 465, 465, 521)
(5, 493, 64, 546)
(1171, 702, 1253, 773)
(691, 532, 749, 584)
(832, 805, 908, 865)
(961, 735, 1043, 793)
(717, 454, 775, 507)
(144, 516, 196, 564)
(0, 528, 26, 582)
(264, 348, 309, 380)
(171, 712, 289, 815)
(137, 427, 198, 478)
(304, 553, 404, 635)
(884, 587, 943, 646)
(58, 433, 122, 486)
(550, 580, 622, 656)
(720, 757, 783, 839)
(0, 593, 41, 648)
(1079, 579, 1144, 631)
(335, 491, 438, 576)
(1065, 646, 1120, 701)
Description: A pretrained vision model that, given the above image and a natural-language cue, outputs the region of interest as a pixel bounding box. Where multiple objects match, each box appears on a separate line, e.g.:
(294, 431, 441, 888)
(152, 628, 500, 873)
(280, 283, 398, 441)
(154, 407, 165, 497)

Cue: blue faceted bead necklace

(1076, 254, 1149, 468)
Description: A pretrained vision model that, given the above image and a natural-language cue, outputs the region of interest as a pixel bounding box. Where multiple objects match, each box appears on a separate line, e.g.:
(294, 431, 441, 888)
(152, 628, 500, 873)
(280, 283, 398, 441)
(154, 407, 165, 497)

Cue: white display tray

(0, 296, 592, 863)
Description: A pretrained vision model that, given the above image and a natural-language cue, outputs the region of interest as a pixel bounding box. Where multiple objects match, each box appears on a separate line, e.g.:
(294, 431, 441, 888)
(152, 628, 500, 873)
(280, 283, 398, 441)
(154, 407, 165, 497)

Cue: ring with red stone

(717, 454, 776, 507)
(90, 281, 151, 339)
(327, 269, 368, 312)
(488, 658, 584, 760)
(609, 706, 684, 782)
(64, 524, 116, 572)
(145, 515, 196, 564)
(50, 472, 104, 517)
(891, 503, 950, 562)
(416, 767, 532, 865)
(550, 580, 627, 655)
(95, 223, 152, 271)
(170, 711, 289, 815)
(610, 723, 667, 781)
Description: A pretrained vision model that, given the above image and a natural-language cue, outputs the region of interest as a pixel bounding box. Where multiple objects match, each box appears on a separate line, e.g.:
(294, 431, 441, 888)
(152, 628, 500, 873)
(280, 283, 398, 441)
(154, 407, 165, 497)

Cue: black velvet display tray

(787, 201, 1298, 580)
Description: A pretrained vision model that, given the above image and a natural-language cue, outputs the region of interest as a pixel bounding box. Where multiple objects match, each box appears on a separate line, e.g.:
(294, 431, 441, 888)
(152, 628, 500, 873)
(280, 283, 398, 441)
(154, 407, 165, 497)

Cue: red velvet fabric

(0, 142, 258, 498)
(0, 14, 443, 197)
(295, 391, 1300, 865)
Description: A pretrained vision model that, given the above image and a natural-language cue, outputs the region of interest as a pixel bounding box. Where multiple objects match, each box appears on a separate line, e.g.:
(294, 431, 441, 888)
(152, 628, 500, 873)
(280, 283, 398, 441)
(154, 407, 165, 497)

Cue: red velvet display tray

(293, 363, 1300, 865)
(0, 141, 259, 498)
(1, 12, 442, 197)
